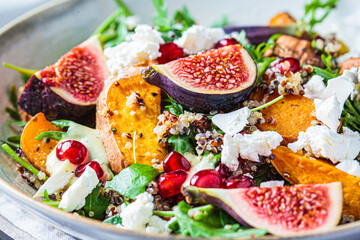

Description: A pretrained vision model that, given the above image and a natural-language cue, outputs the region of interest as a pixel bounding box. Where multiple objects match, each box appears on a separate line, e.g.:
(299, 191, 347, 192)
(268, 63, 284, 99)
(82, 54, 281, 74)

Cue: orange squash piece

(339, 57, 360, 74)
(97, 74, 166, 174)
(268, 12, 296, 26)
(271, 146, 360, 219)
(256, 94, 316, 144)
(20, 113, 61, 175)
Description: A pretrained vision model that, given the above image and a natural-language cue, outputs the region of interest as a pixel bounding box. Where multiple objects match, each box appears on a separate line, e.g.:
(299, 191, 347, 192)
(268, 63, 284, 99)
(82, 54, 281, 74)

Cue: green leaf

(174, 6, 195, 29)
(312, 66, 338, 81)
(211, 15, 229, 28)
(173, 201, 267, 238)
(34, 131, 65, 141)
(104, 215, 122, 225)
(163, 95, 184, 116)
(3, 62, 38, 79)
(50, 119, 72, 129)
(254, 57, 276, 86)
(105, 163, 158, 199)
(167, 134, 195, 155)
(5, 107, 21, 121)
(83, 185, 110, 220)
(42, 190, 60, 207)
(152, 0, 172, 29)
(6, 120, 27, 127)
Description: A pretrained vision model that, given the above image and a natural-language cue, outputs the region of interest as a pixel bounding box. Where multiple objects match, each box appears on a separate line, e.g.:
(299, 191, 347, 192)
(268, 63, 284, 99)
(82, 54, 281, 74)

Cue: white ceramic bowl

(0, 0, 359, 239)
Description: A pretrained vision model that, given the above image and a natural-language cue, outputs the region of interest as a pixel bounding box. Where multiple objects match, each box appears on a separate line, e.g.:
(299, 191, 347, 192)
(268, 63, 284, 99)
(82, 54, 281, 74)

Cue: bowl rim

(0, 0, 360, 239)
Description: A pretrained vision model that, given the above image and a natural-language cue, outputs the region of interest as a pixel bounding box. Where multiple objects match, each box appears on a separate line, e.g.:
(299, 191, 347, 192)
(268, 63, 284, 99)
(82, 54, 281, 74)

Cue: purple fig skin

(18, 75, 95, 125)
(223, 25, 295, 45)
(142, 67, 255, 113)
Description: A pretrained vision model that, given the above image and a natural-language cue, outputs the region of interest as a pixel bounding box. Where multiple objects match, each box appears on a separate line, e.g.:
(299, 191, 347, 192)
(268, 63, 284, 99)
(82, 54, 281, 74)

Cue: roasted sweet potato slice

(339, 57, 360, 74)
(271, 146, 360, 219)
(20, 113, 61, 175)
(97, 74, 166, 174)
(268, 12, 296, 26)
(264, 35, 324, 67)
(256, 94, 316, 144)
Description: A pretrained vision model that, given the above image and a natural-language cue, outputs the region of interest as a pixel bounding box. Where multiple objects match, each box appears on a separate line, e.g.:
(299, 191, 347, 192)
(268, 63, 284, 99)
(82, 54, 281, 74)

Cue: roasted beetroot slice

(186, 183, 343, 237)
(142, 44, 256, 113)
(18, 35, 108, 122)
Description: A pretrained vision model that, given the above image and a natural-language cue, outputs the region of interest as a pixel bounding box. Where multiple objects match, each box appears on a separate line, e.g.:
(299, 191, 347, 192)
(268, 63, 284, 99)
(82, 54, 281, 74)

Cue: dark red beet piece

(215, 38, 238, 48)
(163, 151, 191, 172)
(224, 175, 255, 189)
(157, 42, 184, 64)
(75, 161, 104, 179)
(158, 169, 188, 198)
(56, 140, 88, 165)
(190, 169, 222, 188)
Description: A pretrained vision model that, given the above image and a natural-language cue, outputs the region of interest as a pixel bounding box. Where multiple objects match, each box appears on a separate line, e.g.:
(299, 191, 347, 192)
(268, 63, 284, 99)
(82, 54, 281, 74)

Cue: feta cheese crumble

(336, 160, 360, 178)
(119, 192, 170, 234)
(174, 25, 225, 54)
(221, 131, 282, 171)
(314, 96, 342, 132)
(303, 75, 326, 100)
(211, 107, 251, 135)
(104, 24, 164, 76)
(288, 126, 360, 164)
(260, 180, 285, 188)
(58, 166, 99, 212)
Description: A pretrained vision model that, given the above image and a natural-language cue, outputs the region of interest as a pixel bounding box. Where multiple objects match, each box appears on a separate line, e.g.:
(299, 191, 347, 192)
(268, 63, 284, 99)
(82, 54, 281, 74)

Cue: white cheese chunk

(146, 216, 171, 234)
(34, 160, 74, 198)
(235, 131, 283, 162)
(288, 126, 360, 164)
(321, 76, 355, 107)
(58, 166, 99, 212)
(336, 160, 360, 178)
(174, 25, 225, 54)
(314, 96, 342, 132)
(104, 24, 164, 76)
(212, 107, 251, 135)
(221, 131, 282, 171)
(120, 192, 154, 231)
(260, 180, 284, 188)
(303, 75, 326, 100)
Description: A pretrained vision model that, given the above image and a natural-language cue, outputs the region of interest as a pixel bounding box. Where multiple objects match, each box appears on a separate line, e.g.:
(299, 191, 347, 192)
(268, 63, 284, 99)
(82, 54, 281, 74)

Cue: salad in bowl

(2, 0, 360, 238)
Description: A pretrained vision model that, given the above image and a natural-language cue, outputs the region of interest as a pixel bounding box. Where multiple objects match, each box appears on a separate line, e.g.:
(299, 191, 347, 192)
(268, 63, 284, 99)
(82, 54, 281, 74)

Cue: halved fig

(186, 183, 343, 237)
(18, 35, 108, 122)
(142, 44, 257, 113)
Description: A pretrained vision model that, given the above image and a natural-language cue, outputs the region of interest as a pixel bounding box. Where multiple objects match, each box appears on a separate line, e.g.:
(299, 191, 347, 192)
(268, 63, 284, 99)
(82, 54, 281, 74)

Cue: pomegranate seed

(75, 161, 104, 179)
(157, 42, 184, 64)
(190, 169, 222, 188)
(272, 57, 301, 74)
(215, 163, 231, 178)
(224, 175, 255, 189)
(163, 151, 191, 172)
(56, 140, 88, 165)
(158, 170, 187, 198)
(215, 38, 238, 48)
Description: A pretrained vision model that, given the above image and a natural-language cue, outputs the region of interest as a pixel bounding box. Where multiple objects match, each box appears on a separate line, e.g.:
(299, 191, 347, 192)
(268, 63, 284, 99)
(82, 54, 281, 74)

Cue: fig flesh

(142, 44, 257, 113)
(186, 183, 343, 237)
(18, 35, 108, 122)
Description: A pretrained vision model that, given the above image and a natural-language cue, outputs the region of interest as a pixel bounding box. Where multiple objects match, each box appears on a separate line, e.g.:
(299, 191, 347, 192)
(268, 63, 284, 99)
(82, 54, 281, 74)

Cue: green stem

(153, 210, 175, 217)
(2, 144, 47, 180)
(191, 204, 214, 212)
(114, 0, 133, 16)
(3, 62, 38, 77)
(92, 9, 123, 36)
(251, 95, 284, 112)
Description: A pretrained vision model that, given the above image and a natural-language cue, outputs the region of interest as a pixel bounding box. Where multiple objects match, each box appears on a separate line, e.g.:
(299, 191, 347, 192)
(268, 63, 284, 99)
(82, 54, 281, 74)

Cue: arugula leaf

(83, 185, 110, 220)
(103, 215, 122, 225)
(302, 0, 338, 36)
(163, 94, 184, 116)
(42, 189, 60, 207)
(6, 120, 27, 127)
(173, 201, 268, 238)
(34, 131, 65, 141)
(105, 163, 158, 199)
(174, 6, 195, 29)
(5, 84, 21, 121)
(152, 0, 172, 29)
(50, 119, 72, 129)
(254, 57, 277, 86)
(342, 99, 360, 133)
(167, 134, 195, 155)
(211, 15, 229, 28)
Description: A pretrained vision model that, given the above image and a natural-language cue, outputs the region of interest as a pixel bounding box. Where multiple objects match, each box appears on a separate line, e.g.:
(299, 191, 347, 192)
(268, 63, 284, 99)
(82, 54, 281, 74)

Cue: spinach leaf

(173, 201, 267, 238)
(103, 215, 122, 225)
(105, 163, 158, 199)
(167, 134, 195, 155)
(83, 185, 110, 220)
